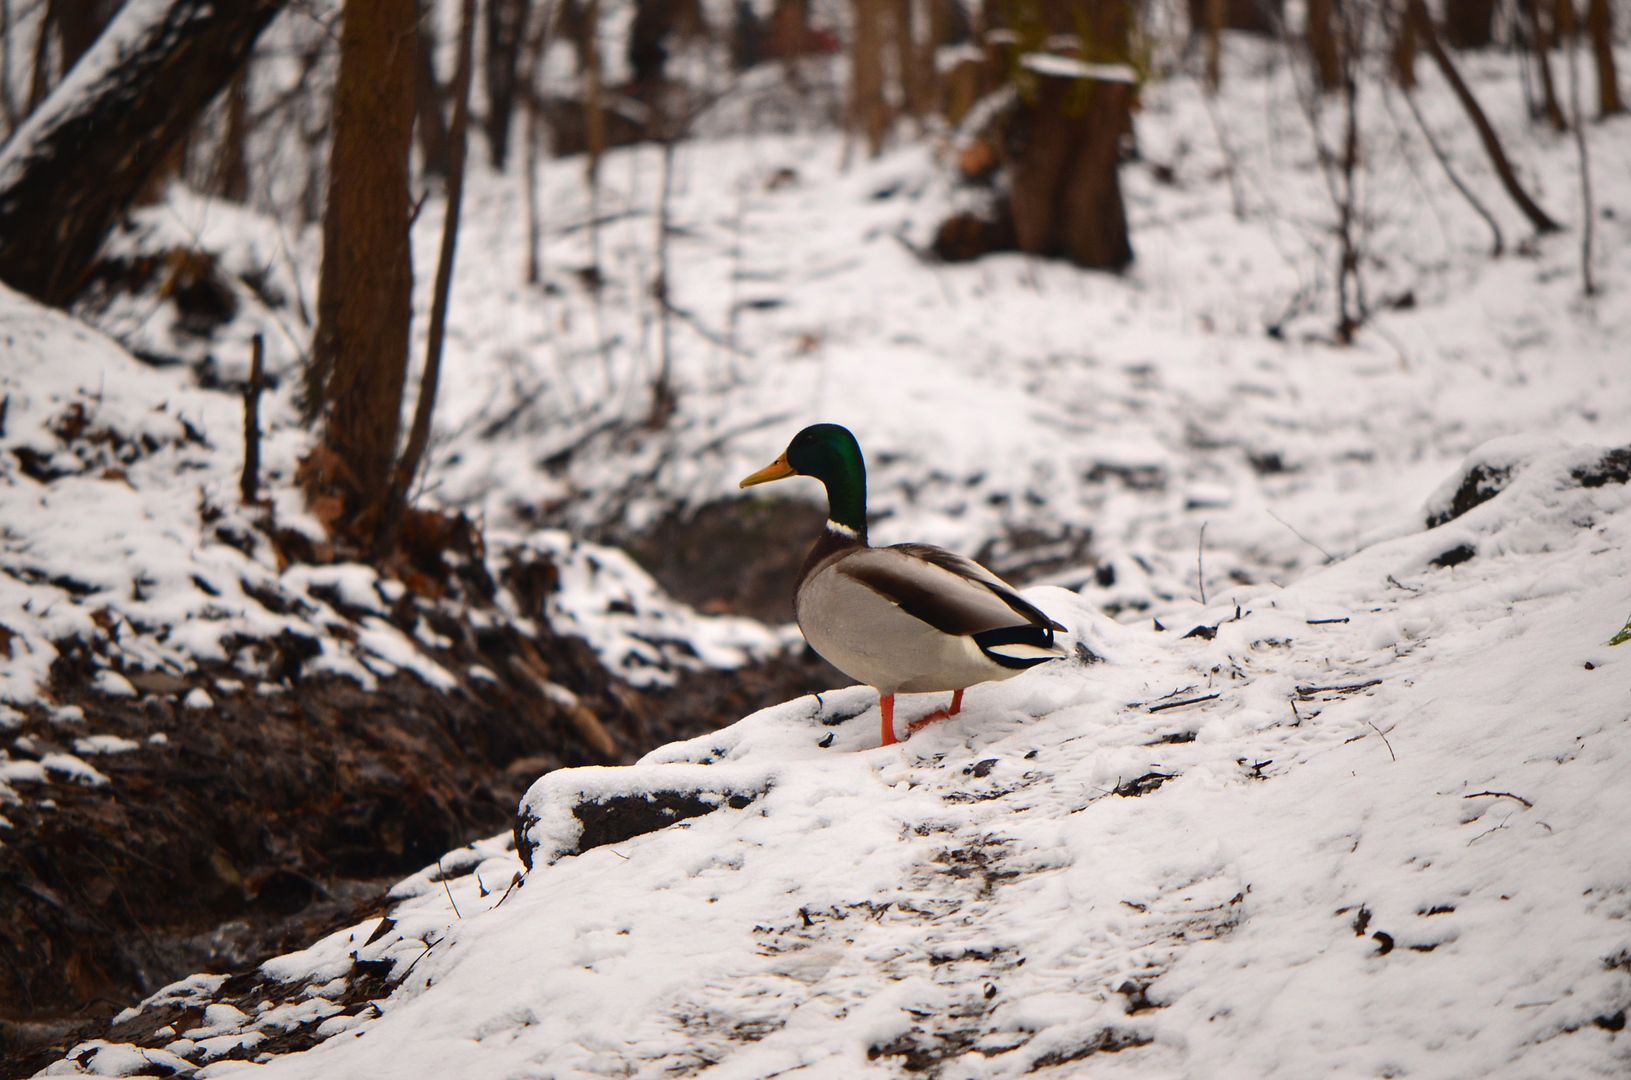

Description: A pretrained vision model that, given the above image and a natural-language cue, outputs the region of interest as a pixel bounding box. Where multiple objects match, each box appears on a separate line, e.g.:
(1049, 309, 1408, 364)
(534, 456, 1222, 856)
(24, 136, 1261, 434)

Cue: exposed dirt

(616, 494, 825, 624)
(0, 552, 832, 1077)
(1, 462, 1105, 1075)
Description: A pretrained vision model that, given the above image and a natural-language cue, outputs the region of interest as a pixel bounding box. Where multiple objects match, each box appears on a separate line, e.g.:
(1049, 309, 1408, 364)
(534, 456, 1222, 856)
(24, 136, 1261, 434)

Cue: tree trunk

(483, 0, 529, 168)
(1202, 0, 1223, 91)
(1187, 0, 1282, 36)
(1410, 0, 1561, 233)
(1521, 0, 1569, 129)
(1585, 0, 1624, 115)
(1392, 1, 1418, 89)
(1307, 0, 1342, 92)
(51, 0, 117, 71)
(891, 0, 924, 121)
(850, 0, 888, 157)
(303, 0, 418, 540)
(415, 0, 453, 177)
(629, 0, 675, 86)
(0, 0, 284, 305)
(213, 67, 251, 202)
(1442, 0, 1496, 48)
(1006, 61, 1134, 270)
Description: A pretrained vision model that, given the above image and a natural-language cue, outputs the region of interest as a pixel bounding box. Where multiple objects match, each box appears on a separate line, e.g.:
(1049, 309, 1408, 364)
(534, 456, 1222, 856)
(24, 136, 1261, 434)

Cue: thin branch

(1148, 693, 1221, 713)
(376, 0, 476, 557)
(1395, 76, 1503, 256)
(1463, 789, 1534, 809)
(1562, 0, 1596, 296)
(1296, 678, 1383, 695)
(1196, 521, 1209, 606)
(1266, 507, 1335, 561)
(1408, 0, 1561, 234)
(1363, 718, 1397, 761)
(437, 856, 463, 919)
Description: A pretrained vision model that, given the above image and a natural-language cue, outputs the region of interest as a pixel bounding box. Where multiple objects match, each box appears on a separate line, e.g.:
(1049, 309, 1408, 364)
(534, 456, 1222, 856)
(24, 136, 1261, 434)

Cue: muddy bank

(0, 571, 831, 1077)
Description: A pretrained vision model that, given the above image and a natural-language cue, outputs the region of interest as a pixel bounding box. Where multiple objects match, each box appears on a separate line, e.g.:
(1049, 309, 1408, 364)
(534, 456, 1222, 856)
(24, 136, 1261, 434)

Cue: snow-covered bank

(51, 439, 1631, 1077)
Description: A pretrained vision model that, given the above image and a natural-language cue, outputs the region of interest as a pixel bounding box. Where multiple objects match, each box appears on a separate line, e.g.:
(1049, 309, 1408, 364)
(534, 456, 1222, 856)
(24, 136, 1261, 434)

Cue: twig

(493, 871, 524, 909)
(393, 936, 437, 984)
(1463, 789, 1534, 809)
(437, 856, 463, 920)
(1467, 816, 1512, 845)
(239, 334, 264, 504)
(1363, 719, 1397, 761)
(1196, 522, 1209, 606)
(1297, 679, 1382, 696)
(1266, 508, 1335, 561)
(1306, 616, 1350, 624)
(1148, 693, 1221, 713)
(1396, 80, 1503, 256)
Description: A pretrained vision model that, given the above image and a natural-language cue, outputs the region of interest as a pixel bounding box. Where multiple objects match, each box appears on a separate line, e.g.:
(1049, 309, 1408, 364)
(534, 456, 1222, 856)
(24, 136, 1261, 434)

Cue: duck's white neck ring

(825, 519, 860, 540)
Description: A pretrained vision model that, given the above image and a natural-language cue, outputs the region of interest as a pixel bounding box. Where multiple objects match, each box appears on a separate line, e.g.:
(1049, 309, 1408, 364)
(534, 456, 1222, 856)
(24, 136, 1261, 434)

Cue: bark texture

(1586, 0, 1624, 115)
(305, 0, 418, 536)
(0, 0, 284, 305)
(1007, 66, 1134, 270)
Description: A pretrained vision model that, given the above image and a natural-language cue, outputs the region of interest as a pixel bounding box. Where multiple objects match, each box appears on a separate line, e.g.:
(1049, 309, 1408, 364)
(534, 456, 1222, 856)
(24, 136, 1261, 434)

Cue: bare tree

(1585, 0, 1623, 116)
(850, 0, 888, 157)
(1519, 0, 1567, 129)
(415, 0, 454, 177)
(0, 0, 284, 305)
(1559, 0, 1596, 295)
(1409, 0, 1561, 234)
(1307, 0, 1343, 92)
(484, 0, 529, 167)
(1442, 0, 1496, 48)
(301, 0, 418, 542)
(380, 0, 478, 555)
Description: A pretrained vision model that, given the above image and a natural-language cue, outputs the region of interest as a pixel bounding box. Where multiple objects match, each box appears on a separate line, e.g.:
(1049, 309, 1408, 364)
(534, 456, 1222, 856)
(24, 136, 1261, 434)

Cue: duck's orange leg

(880, 693, 897, 746)
(906, 688, 966, 737)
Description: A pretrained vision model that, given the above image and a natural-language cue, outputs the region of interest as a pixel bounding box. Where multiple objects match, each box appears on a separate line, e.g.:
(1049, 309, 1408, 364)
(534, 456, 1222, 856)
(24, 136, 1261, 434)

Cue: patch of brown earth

(0, 570, 831, 1076)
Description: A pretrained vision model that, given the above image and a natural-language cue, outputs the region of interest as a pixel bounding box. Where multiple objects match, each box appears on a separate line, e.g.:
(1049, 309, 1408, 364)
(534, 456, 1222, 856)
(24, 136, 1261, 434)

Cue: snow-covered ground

(17, 27, 1631, 1080)
(47, 438, 1631, 1078)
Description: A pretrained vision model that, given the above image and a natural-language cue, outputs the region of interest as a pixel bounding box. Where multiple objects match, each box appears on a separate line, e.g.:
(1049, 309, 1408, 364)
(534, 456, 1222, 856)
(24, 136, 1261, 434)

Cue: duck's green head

(739, 423, 867, 536)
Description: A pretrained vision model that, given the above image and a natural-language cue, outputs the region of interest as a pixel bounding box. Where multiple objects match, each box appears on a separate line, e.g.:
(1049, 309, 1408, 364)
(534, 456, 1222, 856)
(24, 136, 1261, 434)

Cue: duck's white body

(796, 541, 1067, 696)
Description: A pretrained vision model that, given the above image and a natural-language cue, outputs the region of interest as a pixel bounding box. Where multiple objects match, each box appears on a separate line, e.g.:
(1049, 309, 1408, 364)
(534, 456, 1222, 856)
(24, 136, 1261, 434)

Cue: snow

(1020, 53, 1140, 85)
(59, 451, 1631, 1075)
(19, 23, 1631, 1080)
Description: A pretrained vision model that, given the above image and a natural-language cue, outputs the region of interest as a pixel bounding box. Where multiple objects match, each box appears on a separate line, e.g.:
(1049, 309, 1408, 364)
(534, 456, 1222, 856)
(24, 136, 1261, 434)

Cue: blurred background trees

(0, 0, 1622, 520)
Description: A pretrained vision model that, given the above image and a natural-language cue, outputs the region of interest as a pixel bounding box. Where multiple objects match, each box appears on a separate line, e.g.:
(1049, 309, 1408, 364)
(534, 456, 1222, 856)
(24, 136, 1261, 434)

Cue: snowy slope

(48, 440, 1631, 1078)
(17, 24, 1631, 1078)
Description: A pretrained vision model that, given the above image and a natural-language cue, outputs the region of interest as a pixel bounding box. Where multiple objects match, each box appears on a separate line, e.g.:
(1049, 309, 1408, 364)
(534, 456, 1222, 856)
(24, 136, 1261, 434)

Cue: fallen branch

(1147, 693, 1221, 713)
(1296, 678, 1382, 696)
(1463, 789, 1534, 809)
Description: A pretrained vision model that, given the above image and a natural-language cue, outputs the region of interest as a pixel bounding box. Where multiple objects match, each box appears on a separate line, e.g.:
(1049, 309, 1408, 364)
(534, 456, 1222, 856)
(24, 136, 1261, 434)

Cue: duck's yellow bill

(739, 454, 795, 488)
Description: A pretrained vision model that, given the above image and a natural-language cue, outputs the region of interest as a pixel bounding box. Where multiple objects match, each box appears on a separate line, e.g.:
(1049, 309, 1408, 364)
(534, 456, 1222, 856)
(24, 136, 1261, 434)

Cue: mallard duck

(740, 423, 1068, 746)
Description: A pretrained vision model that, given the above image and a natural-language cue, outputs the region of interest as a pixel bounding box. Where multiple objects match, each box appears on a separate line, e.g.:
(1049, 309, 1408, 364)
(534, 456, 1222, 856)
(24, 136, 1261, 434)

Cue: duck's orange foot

(905, 709, 951, 737)
(905, 689, 966, 737)
(880, 693, 898, 746)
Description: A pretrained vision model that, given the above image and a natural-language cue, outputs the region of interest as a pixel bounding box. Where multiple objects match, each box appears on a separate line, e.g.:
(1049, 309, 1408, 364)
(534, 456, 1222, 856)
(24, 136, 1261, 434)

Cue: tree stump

(1004, 55, 1135, 271)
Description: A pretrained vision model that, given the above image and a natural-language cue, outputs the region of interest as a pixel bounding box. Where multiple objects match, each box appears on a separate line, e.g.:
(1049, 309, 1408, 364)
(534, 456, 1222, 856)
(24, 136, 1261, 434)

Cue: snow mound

(51, 444, 1631, 1077)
